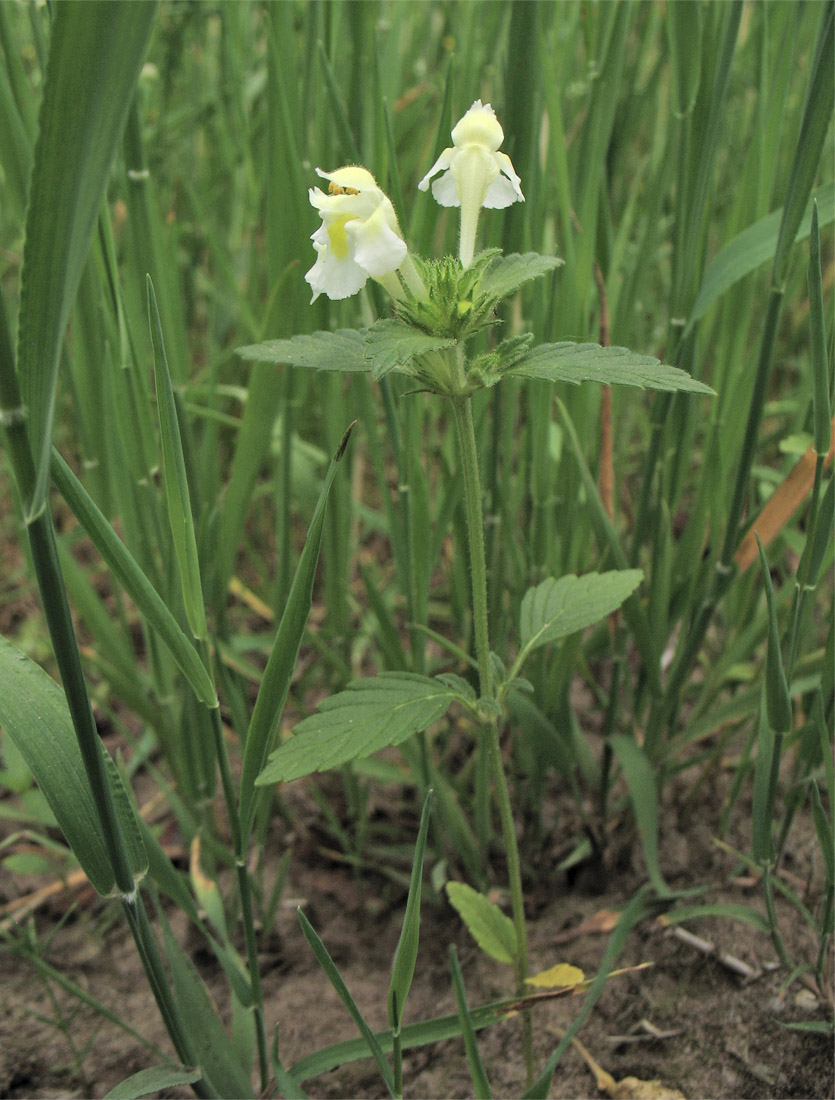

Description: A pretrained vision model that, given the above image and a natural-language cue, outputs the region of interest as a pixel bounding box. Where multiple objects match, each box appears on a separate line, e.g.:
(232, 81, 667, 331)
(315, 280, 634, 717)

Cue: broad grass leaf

(255, 673, 458, 785)
(0, 635, 146, 897)
(518, 571, 643, 662)
(16, 0, 156, 518)
(477, 252, 563, 303)
(103, 1065, 201, 1100)
(666, 0, 701, 117)
(607, 737, 671, 897)
(364, 319, 455, 381)
(772, 4, 834, 287)
(686, 183, 834, 335)
(161, 915, 255, 1099)
(507, 343, 714, 394)
(237, 329, 369, 372)
(446, 882, 518, 965)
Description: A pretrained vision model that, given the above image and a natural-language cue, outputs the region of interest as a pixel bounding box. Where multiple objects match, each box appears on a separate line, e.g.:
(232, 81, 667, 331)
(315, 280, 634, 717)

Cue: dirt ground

(1, 754, 833, 1100)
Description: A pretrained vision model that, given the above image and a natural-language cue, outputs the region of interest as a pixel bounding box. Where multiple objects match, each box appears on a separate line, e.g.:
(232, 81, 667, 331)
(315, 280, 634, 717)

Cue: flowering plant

(240, 98, 712, 1090)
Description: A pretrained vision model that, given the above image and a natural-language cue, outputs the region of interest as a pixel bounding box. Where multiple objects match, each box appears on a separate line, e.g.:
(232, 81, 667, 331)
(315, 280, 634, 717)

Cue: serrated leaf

(255, 673, 457, 785)
(525, 963, 585, 989)
(477, 252, 563, 303)
(518, 571, 643, 663)
(434, 673, 477, 701)
(446, 882, 518, 965)
(364, 319, 455, 381)
(507, 343, 714, 394)
(237, 328, 369, 372)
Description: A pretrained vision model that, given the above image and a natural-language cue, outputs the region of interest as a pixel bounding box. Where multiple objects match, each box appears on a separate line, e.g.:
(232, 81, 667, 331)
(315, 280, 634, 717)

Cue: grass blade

(448, 945, 492, 1100)
(0, 635, 146, 897)
(239, 423, 355, 842)
(388, 790, 433, 1031)
(146, 276, 207, 642)
(51, 451, 218, 709)
(607, 736, 670, 898)
(16, 0, 156, 518)
(297, 908, 396, 1097)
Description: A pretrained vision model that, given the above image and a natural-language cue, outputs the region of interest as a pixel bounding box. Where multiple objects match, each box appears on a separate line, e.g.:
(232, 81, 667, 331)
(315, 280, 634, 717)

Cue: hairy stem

(450, 390, 534, 1087)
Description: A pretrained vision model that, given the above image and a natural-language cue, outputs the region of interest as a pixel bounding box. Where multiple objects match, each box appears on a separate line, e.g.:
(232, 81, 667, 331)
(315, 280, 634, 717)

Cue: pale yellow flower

(305, 166, 408, 302)
(419, 100, 524, 267)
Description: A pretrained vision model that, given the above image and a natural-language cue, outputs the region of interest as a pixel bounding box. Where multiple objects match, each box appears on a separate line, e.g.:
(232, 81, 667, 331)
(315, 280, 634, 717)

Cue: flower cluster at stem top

(305, 100, 524, 306)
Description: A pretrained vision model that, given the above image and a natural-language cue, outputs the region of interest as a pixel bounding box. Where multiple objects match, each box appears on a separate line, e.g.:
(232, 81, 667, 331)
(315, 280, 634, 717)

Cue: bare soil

(1, 757, 832, 1100)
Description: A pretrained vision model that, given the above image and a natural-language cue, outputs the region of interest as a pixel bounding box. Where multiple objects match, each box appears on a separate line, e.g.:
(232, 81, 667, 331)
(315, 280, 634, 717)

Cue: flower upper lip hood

(305, 166, 408, 302)
(418, 100, 524, 267)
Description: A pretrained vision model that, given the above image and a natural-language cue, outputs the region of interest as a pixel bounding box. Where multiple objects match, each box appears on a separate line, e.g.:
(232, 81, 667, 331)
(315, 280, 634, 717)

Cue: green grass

(0, 2, 832, 1096)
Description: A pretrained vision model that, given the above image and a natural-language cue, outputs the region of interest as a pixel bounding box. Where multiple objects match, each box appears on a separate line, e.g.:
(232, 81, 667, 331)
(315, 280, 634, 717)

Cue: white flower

(305, 166, 408, 302)
(418, 100, 524, 267)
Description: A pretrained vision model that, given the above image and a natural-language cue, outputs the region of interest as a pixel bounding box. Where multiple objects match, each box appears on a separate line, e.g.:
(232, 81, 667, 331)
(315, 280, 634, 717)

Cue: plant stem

(201, 642, 269, 1092)
(450, 391, 534, 1087)
(450, 395, 492, 699)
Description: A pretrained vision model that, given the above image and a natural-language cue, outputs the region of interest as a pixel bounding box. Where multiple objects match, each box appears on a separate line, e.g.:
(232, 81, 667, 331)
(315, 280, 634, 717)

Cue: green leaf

(808, 202, 832, 457)
(446, 882, 518, 965)
(388, 790, 433, 1032)
(237, 328, 369, 372)
(51, 451, 218, 709)
(449, 946, 492, 1100)
(239, 424, 353, 842)
(666, 0, 701, 117)
(255, 673, 458, 785)
(607, 736, 671, 897)
(778, 1020, 835, 1035)
(756, 536, 792, 734)
(16, 0, 156, 519)
(271, 1028, 309, 1100)
(507, 342, 714, 394)
(811, 781, 834, 888)
(147, 278, 207, 641)
(752, 686, 777, 864)
(0, 635, 146, 897)
(516, 570, 643, 669)
(555, 398, 661, 695)
(298, 908, 396, 1097)
(103, 1065, 201, 1100)
(477, 252, 563, 303)
(525, 887, 656, 1098)
(772, 3, 834, 288)
(161, 915, 255, 1099)
(685, 183, 835, 335)
(364, 319, 455, 381)
(664, 903, 770, 933)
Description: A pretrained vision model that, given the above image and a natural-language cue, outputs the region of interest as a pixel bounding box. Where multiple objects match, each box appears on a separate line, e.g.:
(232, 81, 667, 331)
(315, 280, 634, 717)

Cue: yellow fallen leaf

(549, 1025, 686, 1100)
(526, 962, 585, 988)
(608, 1077, 686, 1100)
